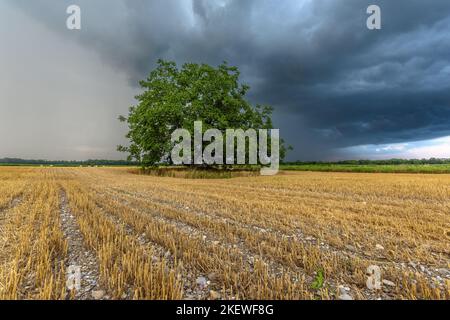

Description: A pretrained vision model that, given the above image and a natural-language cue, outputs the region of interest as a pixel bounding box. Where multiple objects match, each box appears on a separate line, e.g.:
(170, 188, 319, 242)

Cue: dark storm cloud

(6, 0, 450, 160)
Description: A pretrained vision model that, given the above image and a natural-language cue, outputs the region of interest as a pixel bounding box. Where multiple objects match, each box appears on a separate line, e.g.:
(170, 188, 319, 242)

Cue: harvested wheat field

(0, 167, 448, 300)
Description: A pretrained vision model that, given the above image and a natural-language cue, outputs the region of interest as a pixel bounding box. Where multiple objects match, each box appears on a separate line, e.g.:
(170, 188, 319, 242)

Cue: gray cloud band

(6, 0, 450, 160)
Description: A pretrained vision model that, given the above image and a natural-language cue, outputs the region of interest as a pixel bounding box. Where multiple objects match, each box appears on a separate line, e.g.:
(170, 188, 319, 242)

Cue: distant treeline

(285, 158, 450, 165)
(0, 158, 137, 166)
(2, 157, 450, 167)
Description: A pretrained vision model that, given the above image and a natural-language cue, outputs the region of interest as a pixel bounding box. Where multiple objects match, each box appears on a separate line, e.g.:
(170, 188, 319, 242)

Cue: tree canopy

(118, 60, 287, 167)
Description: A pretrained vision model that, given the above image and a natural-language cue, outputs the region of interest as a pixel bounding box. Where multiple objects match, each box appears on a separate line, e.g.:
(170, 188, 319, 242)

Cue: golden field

(0, 167, 448, 300)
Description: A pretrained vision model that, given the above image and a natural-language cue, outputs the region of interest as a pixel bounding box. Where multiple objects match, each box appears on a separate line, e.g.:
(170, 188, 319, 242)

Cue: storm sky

(1, 0, 450, 161)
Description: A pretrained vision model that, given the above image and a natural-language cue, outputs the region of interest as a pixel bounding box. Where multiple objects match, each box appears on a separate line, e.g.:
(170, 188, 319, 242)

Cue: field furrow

(59, 189, 108, 299)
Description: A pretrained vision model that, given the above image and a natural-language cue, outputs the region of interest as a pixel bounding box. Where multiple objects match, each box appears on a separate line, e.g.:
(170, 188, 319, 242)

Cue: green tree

(118, 59, 289, 167)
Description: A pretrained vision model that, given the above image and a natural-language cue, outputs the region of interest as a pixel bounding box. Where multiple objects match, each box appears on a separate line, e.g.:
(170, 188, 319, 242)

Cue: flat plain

(0, 167, 448, 300)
